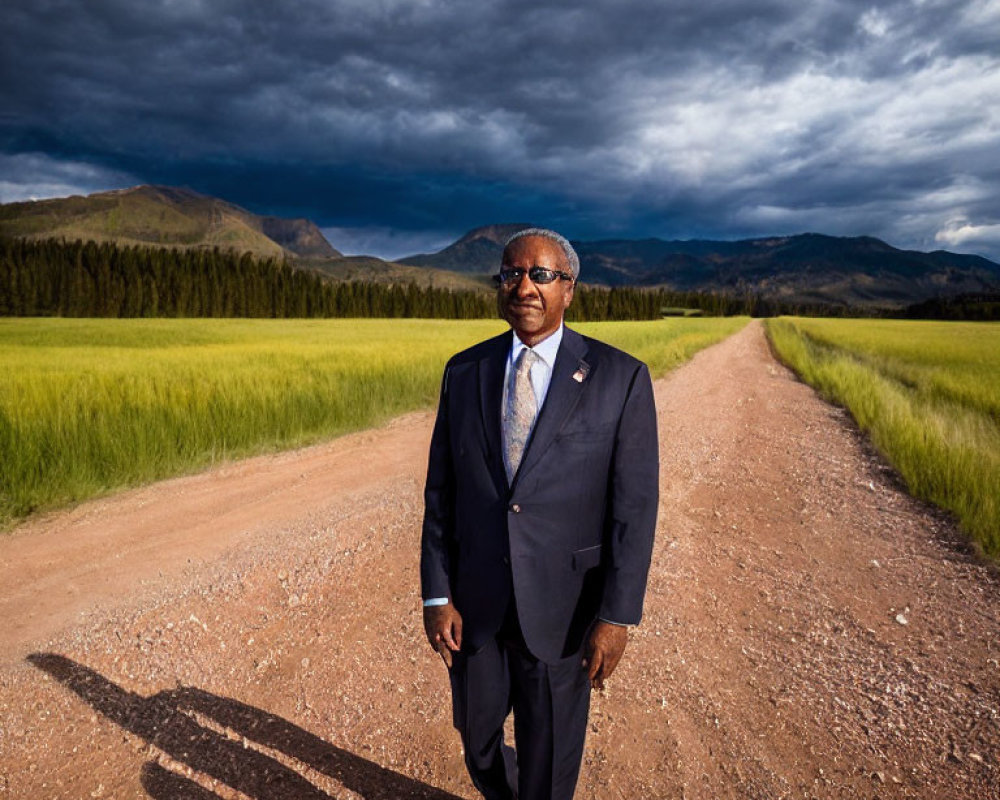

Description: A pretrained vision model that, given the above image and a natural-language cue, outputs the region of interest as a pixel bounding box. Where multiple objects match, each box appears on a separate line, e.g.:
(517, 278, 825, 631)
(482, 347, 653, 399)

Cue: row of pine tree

(3, 236, 867, 320)
(0, 237, 750, 320)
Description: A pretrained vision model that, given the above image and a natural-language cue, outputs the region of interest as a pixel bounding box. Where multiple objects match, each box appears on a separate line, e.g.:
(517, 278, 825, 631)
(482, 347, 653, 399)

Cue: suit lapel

(478, 330, 511, 491)
(512, 327, 590, 489)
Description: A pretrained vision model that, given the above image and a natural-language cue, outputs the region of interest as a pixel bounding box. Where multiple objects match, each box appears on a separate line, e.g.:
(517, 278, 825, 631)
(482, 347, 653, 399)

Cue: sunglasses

(493, 267, 575, 287)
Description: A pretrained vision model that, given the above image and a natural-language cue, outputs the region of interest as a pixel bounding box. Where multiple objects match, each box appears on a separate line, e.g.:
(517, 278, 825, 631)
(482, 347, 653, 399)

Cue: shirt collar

(510, 324, 563, 369)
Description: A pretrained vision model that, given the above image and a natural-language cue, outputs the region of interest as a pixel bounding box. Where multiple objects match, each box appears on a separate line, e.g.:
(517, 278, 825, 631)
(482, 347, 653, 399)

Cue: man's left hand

(423, 601, 463, 668)
(582, 621, 628, 690)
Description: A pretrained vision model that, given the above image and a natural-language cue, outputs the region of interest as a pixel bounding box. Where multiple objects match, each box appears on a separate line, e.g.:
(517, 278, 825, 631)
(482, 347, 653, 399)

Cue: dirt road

(1, 320, 998, 799)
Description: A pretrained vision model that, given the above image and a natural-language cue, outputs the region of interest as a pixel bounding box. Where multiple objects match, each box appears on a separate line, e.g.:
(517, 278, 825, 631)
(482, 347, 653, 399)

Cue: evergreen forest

(0, 237, 757, 320)
(7, 236, 982, 320)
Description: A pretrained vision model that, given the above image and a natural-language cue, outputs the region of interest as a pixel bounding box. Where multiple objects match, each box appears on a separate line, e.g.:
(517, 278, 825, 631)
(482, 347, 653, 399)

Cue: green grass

(0, 316, 747, 529)
(575, 316, 748, 377)
(765, 317, 1000, 557)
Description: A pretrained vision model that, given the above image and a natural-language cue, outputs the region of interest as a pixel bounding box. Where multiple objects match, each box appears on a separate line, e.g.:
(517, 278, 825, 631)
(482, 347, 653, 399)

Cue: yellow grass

(1, 316, 748, 529)
(766, 317, 1000, 557)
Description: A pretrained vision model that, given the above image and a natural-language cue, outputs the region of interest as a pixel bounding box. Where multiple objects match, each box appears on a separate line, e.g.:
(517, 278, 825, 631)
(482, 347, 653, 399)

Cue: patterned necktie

(505, 348, 539, 480)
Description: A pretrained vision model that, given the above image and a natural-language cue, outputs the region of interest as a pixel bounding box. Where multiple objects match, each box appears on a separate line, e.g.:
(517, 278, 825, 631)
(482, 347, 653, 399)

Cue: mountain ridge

(5, 185, 999, 308)
(0, 185, 341, 260)
(401, 227, 1000, 308)
(400, 223, 534, 272)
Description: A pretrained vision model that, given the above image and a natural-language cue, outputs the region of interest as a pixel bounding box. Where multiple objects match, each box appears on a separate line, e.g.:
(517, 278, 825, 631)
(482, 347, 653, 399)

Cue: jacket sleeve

(420, 365, 455, 601)
(599, 362, 659, 625)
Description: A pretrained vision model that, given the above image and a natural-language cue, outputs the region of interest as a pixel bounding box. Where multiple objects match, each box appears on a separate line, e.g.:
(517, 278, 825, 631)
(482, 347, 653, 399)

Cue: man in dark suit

(421, 228, 659, 800)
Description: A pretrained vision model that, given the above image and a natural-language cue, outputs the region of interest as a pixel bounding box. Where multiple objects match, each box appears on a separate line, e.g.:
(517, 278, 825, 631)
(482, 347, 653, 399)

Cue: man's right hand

(423, 602, 463, 668)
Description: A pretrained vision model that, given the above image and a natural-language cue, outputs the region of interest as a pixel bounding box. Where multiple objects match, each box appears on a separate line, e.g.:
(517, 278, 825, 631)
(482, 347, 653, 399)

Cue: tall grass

(0, 316, 747, 529)
(577, 316, 749, 377)
(766, 317, 1000, 557)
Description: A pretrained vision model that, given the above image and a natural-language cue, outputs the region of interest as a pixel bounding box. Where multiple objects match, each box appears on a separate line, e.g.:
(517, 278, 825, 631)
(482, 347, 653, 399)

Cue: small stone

(969, 753, 984, 764)
(895, 614, 908, 625)
(870, 559, 880, 568)
(873, 771, 885, 783)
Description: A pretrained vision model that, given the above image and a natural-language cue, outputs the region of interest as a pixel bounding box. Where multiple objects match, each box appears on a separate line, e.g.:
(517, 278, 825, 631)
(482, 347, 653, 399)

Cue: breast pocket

(556, 421, 616, 448)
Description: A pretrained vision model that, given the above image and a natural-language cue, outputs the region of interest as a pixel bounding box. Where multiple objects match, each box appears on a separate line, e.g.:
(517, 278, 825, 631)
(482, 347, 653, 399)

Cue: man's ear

(564, 281, 576, 308)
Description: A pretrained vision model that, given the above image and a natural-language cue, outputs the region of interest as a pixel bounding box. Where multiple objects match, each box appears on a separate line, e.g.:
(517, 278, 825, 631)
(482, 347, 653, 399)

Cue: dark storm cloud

(2, 0, 999, 259)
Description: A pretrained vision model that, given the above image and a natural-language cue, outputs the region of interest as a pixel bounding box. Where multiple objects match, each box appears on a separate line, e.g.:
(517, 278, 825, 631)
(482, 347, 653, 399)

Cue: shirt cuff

(423, 597, 449, 607)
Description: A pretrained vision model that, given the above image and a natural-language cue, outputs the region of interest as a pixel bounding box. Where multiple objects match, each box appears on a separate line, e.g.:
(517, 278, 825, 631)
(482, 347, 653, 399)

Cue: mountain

(403, 229, 1000, 308)
(0, 186, 494, 290)
(575, 234, 1000, 307)
(258, 215, 340, 259)
(399, 223, 534, 273)
(298, 255, 491, 291)
(8, 186, 998, 308)
(0, 185, 341, 260)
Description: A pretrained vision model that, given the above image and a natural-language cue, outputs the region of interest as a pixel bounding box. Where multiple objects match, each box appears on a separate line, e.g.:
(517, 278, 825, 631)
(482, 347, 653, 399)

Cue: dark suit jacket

(420, 326, 659, 664)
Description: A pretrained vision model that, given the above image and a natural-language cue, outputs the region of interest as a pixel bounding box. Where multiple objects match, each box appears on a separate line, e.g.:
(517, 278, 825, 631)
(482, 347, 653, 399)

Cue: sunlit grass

(1, 316, 748, 528)
(765, 317, 1000, 557)
(577, 316, 749, 378)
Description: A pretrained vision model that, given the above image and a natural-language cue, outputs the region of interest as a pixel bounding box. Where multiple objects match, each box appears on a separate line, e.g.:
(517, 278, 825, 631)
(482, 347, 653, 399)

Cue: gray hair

(503, 228, 580, 279)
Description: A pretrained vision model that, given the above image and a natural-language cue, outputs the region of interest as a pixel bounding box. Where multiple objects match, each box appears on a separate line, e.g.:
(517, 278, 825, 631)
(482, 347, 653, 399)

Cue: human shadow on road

(28, 653, 462, 800)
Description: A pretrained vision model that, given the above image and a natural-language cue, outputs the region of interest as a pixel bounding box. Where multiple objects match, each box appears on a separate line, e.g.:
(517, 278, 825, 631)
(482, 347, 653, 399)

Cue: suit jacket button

(510, 503, 521, 513)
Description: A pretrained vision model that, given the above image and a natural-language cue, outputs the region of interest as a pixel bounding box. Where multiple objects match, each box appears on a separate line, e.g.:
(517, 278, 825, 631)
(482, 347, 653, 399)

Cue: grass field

(766, 317, 1000, 557)
(0, 316, 748, 529)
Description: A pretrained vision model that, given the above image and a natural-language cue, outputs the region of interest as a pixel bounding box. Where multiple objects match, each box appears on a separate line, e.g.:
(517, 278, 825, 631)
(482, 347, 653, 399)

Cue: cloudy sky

(2, 0, 999, 261)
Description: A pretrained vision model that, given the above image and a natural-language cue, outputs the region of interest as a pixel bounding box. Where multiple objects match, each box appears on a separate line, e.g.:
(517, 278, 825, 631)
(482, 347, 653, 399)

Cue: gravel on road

(1, 320, 997, 799)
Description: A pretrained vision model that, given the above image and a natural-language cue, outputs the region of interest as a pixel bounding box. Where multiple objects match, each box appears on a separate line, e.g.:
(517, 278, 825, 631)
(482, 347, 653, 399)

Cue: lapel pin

(572, 363, 590, 383)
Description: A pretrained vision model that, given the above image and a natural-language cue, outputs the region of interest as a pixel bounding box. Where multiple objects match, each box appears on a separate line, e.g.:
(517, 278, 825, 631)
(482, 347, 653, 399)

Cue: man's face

(497, 236, 575, 347)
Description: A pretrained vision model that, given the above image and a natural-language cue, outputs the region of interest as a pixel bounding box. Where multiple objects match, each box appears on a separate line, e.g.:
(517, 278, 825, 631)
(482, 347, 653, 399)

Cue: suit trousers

(448, 604, 592, 800)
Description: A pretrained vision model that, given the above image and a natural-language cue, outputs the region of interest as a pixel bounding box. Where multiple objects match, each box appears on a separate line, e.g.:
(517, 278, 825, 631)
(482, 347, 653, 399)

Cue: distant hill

(0, 186, 495, 290)
(400, 223, 534, 273)
(298, 255, 491, 291)
(575, 234, 1000, 307)
(9, 186, 999, 308)
(0, 185, 341, 260)
(403, 228, 1000, 308)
